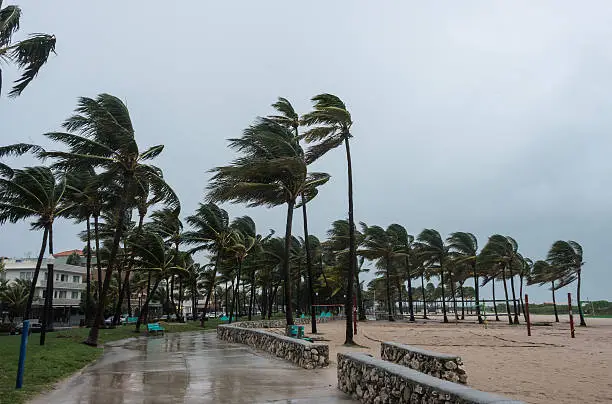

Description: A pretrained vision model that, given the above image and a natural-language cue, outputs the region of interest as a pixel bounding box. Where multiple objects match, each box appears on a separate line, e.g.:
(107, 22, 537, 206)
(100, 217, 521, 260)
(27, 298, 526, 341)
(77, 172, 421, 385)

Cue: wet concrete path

(31, 331, 354, 404)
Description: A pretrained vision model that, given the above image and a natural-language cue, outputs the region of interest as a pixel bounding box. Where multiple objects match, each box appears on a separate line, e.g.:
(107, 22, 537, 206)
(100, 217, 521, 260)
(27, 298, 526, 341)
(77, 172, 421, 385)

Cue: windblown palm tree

(359, 224, 408, 321)
(447, 232, 482, 323)
(547, 240, 586, 326)
(0, 278, 29, 321)
(183, 203, 233, 321)
(207, 118, 328, 326)
(302, 94, 356, 343)
(42, 94, 177, 346)
(0, 166, 71, 319)
(528, 260, 562, 322)
(0, 1, 56, 97)
(416, 229, 451, 323)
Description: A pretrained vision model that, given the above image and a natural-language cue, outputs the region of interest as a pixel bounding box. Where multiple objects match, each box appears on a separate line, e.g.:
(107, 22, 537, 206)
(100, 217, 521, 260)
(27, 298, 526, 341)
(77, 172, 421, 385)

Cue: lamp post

(40, 254, 55, 346)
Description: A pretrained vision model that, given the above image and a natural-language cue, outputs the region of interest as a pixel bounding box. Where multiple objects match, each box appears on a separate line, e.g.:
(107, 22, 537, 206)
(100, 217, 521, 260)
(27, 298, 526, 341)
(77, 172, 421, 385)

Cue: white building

(2, 257, 86, 307)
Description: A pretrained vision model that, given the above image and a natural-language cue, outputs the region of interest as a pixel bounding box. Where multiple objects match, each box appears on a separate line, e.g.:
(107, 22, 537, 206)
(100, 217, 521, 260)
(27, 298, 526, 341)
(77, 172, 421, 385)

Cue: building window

(20, 272, 26, 279)
(61, 274, 67, 282)
(56, 273, 60, 281)
(72, 276, 80, 283)
(54, 290, 58, 298)
(71, 291, 79, 299)
(59, 291, 67, 299)
(42, 290, 46, 298)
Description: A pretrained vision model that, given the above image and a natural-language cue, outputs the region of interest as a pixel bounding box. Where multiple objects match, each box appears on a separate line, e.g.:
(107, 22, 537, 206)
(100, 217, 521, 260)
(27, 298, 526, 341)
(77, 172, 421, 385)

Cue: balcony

(36, 280, 85, 290)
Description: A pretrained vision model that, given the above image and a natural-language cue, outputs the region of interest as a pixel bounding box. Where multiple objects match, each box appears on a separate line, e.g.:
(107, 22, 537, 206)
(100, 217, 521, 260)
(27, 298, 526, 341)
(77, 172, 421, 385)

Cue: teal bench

(147, 322, 165, 335)
(288, 325, 305, 338)
(125, 317, 138, 324)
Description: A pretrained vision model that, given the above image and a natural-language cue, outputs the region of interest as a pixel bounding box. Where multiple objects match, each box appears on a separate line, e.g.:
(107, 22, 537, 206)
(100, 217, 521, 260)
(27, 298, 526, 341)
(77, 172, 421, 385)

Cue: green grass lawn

(0, 320, 220, 404)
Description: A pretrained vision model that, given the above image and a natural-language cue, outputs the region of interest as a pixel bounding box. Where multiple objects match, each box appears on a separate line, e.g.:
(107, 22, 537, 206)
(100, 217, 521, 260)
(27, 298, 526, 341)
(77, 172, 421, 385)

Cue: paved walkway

(31, 331, 354, 404)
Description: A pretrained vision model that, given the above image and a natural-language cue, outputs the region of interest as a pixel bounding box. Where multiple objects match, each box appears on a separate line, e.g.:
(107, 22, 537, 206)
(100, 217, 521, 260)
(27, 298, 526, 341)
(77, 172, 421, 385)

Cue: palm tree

(528, 260, 561, 322)
(0, 1, 56, 97)
(227, 216, 259, 323)
(0, 166, 71, 319)
(547, 240, 586, 326)
(131, 231, 182, 332)
(207, 118, 328, 326)
(416, 229, 451, 323)
(447, 232, 482, 323)
(0, 279, 29, 321)
(479, 235, 522, 325)
(183, 203, 233, 321)
(42, 94, 177, 346)
(302, 94, 356, 344)
(359, 224, 407, 321)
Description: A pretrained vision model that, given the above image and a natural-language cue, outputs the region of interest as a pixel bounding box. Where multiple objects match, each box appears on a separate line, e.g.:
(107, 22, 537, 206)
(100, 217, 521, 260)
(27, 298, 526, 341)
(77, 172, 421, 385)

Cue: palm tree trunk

(249, 268, 256, 321)
(421, 273, 428, 319)
(85, 216, 93, 325)
(449, 271, 458, 321)
(40, 223, 54, 345)
(296, 264, 301, 317)
(577, 270, 586, 326)
(440, 268, 448, 323)
(344, 136, 356, 345)
(178, 276, 184, 321)
(492, 280, 500, 321)
(230, 260, 242, 324)
(406, 259, 415, 322)
(201, 249, 221, 326)
(551, 281, 559, 322)
(397, 277, 404, 316)
(474, 264, 482, 324)
(301, 200, 317, 332)
(25, 226, 49, 320)
(509, 273, 520, 324)
(86, 185, 131, 347)
(460, 283, 465, 320)
(94, 215, 103, 305)
(501, 268, 513, 325)
(136, 277, 161, 333)
(282, 199, 296, 326)
(519, 275, 526, 318)
(385, 258, 393, 321)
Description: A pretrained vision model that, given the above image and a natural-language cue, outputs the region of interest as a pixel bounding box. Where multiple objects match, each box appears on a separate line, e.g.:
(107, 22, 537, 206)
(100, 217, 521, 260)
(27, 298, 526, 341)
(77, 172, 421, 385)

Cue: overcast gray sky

(1, 1, 610, 303)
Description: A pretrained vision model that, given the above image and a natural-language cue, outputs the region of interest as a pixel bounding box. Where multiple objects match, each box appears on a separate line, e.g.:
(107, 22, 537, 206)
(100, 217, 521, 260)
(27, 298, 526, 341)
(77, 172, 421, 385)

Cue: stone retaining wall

(381, 341, 467, 384)
(338, 352, 524, 404)
(217, 320, 329, 369)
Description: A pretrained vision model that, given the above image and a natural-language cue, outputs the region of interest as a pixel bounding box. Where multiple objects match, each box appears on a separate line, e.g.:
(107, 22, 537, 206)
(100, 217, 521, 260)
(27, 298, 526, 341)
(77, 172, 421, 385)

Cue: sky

(1, 1, 611, 303)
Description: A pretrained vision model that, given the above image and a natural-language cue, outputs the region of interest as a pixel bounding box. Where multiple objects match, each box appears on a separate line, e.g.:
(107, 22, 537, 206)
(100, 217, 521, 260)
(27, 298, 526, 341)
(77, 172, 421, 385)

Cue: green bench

(147, 322, 165, 335)
(125, 317, 138, 325)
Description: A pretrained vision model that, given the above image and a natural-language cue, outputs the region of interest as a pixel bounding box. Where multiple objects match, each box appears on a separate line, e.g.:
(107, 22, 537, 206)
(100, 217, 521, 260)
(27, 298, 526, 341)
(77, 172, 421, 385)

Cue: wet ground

(30, 331, 353, 404)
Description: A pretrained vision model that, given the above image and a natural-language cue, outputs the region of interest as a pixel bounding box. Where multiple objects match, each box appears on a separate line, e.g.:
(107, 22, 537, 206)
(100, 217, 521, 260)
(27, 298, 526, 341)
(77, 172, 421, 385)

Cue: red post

(525, 294, 531, 336)
(568, 292, 575, 338)
(353, 294, 357, 335)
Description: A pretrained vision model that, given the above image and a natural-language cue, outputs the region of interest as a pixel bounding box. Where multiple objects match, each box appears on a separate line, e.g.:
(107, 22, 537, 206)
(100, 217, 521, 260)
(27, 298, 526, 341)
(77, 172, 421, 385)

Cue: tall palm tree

(42, 94, 177, 346)
(183, 203, 233, 321)
(207, 118, 328, 326)
(547, 240, 586, 326)
(359, 224, 407, 321)
(0, 166, 71, 319)
(479, 235, 521, 325)
(63, 168, 105, 324)
(528, 260, 561, 323)
(302, 94, 356, 344)
(0, 1, 56, 97)
(227, 216, 259, 323)
(447, 232, 482, 323)
(416, 229, 450, 323)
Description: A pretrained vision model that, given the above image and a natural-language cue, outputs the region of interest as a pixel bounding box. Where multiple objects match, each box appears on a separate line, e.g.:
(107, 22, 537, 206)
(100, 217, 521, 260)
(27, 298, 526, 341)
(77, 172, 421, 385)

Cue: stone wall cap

(382, 341, 460, 360)
(218, 324, 327, 348)
(339, 352, 525, 404)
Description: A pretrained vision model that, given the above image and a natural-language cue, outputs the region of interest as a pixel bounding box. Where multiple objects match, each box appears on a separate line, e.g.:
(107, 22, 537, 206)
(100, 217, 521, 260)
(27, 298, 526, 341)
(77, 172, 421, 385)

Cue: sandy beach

(295, 315, 612, 404)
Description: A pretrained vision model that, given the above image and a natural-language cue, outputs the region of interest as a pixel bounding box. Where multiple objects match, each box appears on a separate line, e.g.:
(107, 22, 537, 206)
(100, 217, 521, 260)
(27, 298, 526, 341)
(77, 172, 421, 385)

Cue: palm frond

(7, 33, 56, 97)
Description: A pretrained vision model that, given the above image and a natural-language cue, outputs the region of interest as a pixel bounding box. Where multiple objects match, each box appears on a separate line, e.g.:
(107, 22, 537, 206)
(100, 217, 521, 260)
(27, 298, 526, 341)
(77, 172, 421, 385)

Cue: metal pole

(16, 320, 30, 388)
(568, 293, 575, 338)
(40, 259, 54, 345)
(525, 294, 531, 336)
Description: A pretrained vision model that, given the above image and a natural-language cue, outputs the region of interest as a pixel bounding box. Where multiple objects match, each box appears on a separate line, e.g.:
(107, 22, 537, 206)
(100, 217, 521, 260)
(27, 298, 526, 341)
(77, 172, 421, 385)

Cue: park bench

(147, 322, 165, 335)
(125, 317, 138, 325)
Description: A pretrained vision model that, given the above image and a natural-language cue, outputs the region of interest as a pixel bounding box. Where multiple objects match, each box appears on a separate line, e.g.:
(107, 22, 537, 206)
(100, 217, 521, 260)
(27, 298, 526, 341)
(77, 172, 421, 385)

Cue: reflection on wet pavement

(31, 332, 354, 404)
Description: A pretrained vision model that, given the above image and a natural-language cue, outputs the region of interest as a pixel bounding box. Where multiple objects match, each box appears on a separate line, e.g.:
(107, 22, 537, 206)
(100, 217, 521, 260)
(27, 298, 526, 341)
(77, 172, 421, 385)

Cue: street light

(40, 254, 55, 346)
